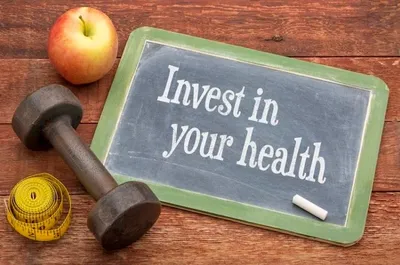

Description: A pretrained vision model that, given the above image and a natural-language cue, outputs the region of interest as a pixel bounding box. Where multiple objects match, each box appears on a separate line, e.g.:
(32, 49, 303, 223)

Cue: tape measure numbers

(5, 173, 72, 241)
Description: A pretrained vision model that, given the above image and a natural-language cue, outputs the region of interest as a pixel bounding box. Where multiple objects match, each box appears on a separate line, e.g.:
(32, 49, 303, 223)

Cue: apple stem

(79, 15, 89, 37)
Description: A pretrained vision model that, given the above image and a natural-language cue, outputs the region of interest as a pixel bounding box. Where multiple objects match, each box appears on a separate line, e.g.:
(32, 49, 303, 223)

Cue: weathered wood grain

(0, 124, 90, 195)
(0, 0, 399, 58)
(0, 192, 399, 265)
(0, 121, 398, 195)
(0, 57, 398, 123)
(0, 59, 115, 124)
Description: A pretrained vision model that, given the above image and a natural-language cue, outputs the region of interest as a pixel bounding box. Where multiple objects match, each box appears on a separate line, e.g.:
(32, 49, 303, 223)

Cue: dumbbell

(12, 84, 161, 250)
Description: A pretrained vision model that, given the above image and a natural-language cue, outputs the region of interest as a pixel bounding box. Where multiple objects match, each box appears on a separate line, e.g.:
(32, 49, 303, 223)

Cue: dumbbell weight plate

(88, 181, 161, 250)
(12, 84, 82, 150)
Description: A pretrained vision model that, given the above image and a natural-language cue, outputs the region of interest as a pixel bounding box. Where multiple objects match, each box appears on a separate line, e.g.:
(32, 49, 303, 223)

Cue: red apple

(48, 7, 118, 85)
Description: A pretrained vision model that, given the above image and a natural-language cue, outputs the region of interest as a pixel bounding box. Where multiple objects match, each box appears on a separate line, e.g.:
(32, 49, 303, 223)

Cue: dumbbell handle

(43, 115, 117, 200)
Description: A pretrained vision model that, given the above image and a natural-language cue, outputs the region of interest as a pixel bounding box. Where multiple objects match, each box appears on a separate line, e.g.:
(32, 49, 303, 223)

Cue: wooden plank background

(0, 1, 399, 264)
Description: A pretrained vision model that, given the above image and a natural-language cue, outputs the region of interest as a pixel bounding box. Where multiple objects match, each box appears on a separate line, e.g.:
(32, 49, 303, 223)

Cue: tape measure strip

(5, 173, 72, 241)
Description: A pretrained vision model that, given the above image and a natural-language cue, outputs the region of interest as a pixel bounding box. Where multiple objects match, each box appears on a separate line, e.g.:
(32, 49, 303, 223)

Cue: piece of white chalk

(292, 194, 328, 221)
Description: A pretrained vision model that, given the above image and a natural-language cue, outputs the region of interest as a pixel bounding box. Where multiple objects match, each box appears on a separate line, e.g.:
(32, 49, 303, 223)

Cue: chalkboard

(91, 27, 389, 245)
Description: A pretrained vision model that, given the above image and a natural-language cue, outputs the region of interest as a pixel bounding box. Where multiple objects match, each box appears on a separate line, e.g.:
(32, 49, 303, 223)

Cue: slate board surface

(105, 41, 370, 226)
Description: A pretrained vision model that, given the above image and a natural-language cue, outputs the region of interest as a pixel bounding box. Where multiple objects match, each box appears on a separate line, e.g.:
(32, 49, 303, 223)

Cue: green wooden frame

(91, 27, 389, 246)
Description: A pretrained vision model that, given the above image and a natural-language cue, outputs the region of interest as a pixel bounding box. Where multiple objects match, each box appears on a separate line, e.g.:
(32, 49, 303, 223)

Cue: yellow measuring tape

(5, 173, 72, 241)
